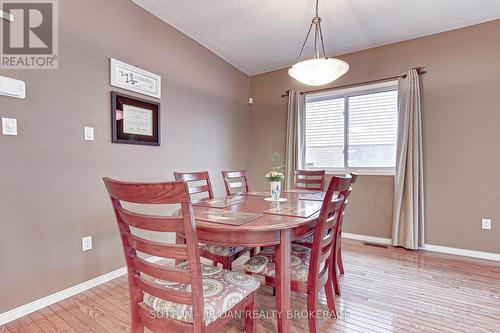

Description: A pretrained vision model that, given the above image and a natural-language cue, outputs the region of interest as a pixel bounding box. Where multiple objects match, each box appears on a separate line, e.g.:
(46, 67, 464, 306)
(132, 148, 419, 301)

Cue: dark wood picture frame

(111, 91, 160, 146)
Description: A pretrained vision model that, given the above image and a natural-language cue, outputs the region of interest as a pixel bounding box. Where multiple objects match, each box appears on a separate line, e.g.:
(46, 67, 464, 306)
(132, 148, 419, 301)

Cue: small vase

(270, 181, 282, 201)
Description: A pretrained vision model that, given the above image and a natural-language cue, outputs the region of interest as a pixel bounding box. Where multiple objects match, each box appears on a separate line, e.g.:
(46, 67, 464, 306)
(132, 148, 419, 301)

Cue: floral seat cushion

(199, 243, 246, 256)
(244, 245, 322, 282)
(143, 261, 260, 326)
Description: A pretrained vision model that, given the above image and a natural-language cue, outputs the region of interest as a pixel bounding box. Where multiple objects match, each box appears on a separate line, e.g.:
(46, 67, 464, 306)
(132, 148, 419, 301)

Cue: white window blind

(305, 97, 344, 168)
(303, 81, 398, 174)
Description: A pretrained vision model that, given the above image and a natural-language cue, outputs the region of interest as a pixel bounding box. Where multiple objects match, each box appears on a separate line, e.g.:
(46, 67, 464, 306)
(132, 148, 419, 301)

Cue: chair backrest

(335, 172, 358, 235)
(173, 171, 214, 200)
(221, 170, 249, 196)
(294, 169, 326, 191)
(308, 175, 351, 286)
(103, 178, 205, 331)
(341, 172, 358, 209)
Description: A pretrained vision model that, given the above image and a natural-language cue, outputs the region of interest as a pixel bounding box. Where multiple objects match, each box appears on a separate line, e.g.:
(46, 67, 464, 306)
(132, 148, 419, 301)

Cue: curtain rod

(281, 66, 426, 98)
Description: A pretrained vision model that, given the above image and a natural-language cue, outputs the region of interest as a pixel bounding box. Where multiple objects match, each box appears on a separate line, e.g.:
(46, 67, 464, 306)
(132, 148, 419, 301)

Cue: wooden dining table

(179, 190, 324, 333)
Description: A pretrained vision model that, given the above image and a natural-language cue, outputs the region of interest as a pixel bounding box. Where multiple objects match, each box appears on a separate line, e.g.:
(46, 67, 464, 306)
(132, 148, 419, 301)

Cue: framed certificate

(111, 91, 160, 146)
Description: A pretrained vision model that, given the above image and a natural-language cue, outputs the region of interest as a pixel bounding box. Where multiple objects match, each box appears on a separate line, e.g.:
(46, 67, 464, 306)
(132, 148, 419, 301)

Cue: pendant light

(288, 0, 349, 86)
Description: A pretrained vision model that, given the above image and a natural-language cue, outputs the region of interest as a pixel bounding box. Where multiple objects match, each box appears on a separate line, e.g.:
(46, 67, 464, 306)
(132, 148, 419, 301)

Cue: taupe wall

(249, 20, 500, 254)
(0, 0, 250, 312)
(1, 2, 499, 316)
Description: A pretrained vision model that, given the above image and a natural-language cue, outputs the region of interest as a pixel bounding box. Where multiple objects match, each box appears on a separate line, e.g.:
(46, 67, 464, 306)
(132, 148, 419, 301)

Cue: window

(302, 81, 398, 175)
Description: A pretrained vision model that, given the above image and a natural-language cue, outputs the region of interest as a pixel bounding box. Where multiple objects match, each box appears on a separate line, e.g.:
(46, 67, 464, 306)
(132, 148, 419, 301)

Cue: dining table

(177, 189, 325, 333)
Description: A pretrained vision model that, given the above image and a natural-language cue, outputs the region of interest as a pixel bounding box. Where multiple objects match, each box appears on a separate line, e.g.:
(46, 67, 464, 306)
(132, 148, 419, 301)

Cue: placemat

(194, 208, 262, 226)
(192, 196, 246, 208)
(263, 201, 323, 218)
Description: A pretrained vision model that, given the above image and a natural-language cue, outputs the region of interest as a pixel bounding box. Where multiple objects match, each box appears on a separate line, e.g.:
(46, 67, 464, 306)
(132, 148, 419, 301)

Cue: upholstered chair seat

(144, 261, 260, 326)
(244, 245, 324, 283)
(198, 243, 246, 257)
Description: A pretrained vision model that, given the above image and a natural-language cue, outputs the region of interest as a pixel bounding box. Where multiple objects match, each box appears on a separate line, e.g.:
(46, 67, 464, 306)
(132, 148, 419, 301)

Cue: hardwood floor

(2, 240, 499, 333)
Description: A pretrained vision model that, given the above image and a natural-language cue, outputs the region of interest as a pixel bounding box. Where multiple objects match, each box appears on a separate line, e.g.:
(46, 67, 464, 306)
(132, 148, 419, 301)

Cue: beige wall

(0, 0, 250, 313)
(1, 1, 499, 316)
(249, 20, 500, 254)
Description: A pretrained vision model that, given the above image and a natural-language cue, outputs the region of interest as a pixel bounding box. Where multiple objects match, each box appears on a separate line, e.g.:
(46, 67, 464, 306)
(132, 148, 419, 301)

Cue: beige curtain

(285, 91, 304, 189)
(392, 69, 425, 250)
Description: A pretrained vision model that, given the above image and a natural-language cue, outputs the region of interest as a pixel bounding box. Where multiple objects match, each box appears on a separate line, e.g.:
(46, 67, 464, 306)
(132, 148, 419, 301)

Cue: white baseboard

(421, 244, 500, 262)
(342, 232, 500, 262)
(0, 266, 126, 326)
(0, 256, 166, 326)
(342, 232, 392, 245)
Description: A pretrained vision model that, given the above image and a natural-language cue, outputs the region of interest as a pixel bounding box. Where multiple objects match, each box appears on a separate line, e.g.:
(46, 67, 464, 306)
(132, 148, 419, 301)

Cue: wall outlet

(82, 236, 93, 251)
(481, 218, 492, 230)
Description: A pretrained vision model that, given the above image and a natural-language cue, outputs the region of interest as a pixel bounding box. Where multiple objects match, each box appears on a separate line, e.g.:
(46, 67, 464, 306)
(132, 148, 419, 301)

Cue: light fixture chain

(296, 23, 314, 62)
(314, 23, 319, 58)
(318, 22, 327, 58)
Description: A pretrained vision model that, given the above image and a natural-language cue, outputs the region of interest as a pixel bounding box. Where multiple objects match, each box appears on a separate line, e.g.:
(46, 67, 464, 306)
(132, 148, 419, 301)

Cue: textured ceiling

(132, 0, 500, 75)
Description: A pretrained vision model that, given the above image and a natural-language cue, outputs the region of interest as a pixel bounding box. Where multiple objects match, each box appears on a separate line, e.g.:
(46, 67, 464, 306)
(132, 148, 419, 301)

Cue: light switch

(84, 126, 94, 141)
(82, 236, 93, 251)
(2, 117, 17, 135)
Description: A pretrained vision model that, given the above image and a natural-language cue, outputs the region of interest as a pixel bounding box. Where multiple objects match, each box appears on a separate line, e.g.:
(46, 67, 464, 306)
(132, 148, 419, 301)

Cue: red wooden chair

(221, 170, 249, 196)
(293, 173, 358, 296)
(244, 176, 350, 333)
(174, 171, 250, 269)
(294, 170, 326, 191)
(173, 171, 214, 200)
(103, 178, 259, 333)
(333, 173, 358, 287)
(222, 170, 259, 256)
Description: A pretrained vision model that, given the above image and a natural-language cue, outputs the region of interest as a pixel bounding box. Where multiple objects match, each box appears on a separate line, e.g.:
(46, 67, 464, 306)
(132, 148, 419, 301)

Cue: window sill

(307, 168, 395, 176)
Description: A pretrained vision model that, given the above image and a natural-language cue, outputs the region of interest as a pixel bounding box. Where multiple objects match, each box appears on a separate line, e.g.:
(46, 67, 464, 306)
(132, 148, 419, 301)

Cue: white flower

(265, 170, 285, 182)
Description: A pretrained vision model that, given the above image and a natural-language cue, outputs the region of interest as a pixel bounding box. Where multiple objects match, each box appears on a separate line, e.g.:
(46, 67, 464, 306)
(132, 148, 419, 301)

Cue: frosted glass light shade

(288, 58, 349, 86)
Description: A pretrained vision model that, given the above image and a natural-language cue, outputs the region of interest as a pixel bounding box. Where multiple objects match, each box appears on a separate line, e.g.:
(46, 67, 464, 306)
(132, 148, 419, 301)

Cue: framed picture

(110, 58, 161, 99)
(111, 91, 160, 146)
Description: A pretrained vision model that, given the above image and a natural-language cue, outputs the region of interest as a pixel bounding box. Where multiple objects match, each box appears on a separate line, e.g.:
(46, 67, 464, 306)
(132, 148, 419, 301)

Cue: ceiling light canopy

(288, 0, 349, 86)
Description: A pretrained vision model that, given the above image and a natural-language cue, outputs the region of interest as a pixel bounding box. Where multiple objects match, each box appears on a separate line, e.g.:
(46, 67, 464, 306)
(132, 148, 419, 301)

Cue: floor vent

(363, 242, 389, 249)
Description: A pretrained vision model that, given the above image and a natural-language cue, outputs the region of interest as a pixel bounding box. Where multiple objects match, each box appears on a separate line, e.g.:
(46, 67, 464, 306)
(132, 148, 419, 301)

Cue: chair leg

(132, 322, 144, 333)
(221, 256, 232, 270)
(307, 292, 319, 333)
(244, 293, 257, 333)
(325, 267, 338, 318)
(131, 304, 144, 333)
(130, 284, 145, 333)
(337, 241, 345, 275)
